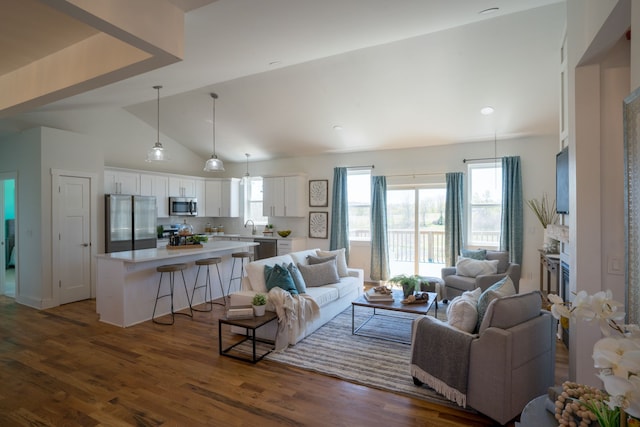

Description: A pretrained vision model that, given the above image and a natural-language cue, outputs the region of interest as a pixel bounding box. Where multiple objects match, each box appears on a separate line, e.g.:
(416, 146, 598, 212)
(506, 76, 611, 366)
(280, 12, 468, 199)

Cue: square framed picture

(309, 211, 328, 239)
(309, 179, 328, 207)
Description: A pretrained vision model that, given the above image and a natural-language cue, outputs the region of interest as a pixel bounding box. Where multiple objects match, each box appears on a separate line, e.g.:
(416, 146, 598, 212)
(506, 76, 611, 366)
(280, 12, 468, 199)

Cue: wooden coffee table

(351, 289, 437, 344)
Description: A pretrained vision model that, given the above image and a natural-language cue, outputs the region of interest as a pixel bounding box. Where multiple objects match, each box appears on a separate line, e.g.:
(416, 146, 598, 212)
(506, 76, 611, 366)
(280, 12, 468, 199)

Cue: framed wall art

(309, 211, 328, 239)
(309, 179, 328, 207)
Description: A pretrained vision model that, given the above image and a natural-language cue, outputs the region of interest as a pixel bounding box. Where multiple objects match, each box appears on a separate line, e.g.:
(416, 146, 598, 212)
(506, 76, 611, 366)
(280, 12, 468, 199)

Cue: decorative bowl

(277, 230, 291, 238)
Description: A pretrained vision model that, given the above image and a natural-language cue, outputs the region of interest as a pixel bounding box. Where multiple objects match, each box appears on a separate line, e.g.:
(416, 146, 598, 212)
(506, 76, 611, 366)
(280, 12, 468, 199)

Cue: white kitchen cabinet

(205, 178, 239, 217)
(277, 237, 306, 256)
(195, 179, 206, 217)
(262, 175, 306, 217)
(140, 174, 169, 217)
(169, 177, 196, 197)
(104, 169, 140, 195)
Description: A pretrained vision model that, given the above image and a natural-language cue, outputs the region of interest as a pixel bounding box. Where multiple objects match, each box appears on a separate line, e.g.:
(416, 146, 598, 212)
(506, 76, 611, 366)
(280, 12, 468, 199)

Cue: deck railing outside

(351, 229, 500, 265)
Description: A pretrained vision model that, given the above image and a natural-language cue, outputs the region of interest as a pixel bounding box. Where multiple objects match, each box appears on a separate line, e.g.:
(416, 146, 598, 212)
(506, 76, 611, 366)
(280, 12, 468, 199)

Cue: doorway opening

(1, 175, 17, 298)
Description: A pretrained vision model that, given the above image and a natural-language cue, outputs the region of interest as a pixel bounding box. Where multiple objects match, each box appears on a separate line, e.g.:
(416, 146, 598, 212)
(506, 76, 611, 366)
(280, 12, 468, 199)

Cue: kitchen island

(96, 240, 258, 327)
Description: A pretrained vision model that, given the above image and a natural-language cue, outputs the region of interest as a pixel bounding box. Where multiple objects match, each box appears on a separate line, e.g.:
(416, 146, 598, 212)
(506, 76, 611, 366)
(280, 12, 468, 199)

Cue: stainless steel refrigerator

(105, 195, 157, 253)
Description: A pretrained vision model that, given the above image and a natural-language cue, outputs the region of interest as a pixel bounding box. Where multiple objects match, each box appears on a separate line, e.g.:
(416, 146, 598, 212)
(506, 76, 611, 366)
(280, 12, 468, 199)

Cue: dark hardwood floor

(0, 296, 567, 426)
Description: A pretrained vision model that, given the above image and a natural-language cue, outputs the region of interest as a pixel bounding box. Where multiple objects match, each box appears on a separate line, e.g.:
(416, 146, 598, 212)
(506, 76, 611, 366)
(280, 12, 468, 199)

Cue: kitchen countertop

(207, 234, 305, 240)
(97, 240, 258, 264)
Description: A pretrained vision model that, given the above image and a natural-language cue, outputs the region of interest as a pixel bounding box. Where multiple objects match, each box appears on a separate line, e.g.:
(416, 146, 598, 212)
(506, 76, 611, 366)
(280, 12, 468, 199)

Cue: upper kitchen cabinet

(169, 176, 196, 197)
(195, 179, 206, 217)
(140, 173, 169, 217)
(205, 178, 240, 217)
(104, 169, 140, 195)
(263, 175, 306, 217)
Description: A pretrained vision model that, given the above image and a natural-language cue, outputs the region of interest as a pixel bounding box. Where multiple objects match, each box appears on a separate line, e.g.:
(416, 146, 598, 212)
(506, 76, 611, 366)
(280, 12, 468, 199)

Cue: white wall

(0, 126, 103, 308)
(566, 0, 632, 385)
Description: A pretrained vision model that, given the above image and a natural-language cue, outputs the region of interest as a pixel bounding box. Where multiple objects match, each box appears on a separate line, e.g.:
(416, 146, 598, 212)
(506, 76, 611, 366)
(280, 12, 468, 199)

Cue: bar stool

(227, 252, 252, 296)
(152, 263, 193, 325)
(190, 257, 225, 311)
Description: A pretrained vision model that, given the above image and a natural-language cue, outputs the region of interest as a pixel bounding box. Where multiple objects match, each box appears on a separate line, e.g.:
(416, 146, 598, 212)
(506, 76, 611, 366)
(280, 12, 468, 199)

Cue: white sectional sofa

(230, 248, 364, 345)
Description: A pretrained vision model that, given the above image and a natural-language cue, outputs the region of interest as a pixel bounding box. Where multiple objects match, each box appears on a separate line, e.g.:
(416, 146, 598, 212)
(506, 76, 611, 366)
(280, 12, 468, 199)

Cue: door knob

(82, 243, 89, 247)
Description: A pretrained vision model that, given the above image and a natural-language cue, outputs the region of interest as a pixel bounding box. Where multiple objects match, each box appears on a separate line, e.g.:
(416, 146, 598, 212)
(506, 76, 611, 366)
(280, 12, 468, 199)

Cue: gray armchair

(410, 291, 556, 425)
(442, 250, 521, 301)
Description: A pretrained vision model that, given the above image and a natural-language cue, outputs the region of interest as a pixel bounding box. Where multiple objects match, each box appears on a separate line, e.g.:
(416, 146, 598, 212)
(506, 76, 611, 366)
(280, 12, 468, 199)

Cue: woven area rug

(264, 302, 473, 411)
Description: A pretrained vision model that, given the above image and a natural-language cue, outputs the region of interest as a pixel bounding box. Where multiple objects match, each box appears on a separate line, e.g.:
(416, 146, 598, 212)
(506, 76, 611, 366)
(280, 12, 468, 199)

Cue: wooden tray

(401, 295, 430, 305)
(166, 244, 203, 250)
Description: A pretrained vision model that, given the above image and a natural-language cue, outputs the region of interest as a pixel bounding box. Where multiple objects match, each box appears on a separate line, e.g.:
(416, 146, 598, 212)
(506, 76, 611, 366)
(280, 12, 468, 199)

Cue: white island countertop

(97, 240, 258, 264)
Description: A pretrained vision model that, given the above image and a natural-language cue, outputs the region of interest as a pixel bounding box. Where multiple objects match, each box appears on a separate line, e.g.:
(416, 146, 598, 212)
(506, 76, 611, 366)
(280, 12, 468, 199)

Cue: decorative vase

(543, 228, 558, 253)
(253, 305, 265, 317)
(402, 283, 414, 299)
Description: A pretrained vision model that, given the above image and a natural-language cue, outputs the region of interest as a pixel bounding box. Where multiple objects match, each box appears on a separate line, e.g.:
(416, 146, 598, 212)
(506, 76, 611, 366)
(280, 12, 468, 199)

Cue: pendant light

(204, 92, 225, 171)
(146, 85, 169, 162)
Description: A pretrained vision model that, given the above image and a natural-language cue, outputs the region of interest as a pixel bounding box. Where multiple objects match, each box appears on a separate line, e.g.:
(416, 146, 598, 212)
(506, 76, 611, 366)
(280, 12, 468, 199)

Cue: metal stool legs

(191, 258, 225, 311)
(152, 264, 193, 325)
(227, 253, 251, 296)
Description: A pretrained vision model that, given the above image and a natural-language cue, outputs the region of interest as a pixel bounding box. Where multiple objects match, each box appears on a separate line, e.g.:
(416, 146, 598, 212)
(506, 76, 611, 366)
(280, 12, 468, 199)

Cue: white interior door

(58, 175, 91, 304)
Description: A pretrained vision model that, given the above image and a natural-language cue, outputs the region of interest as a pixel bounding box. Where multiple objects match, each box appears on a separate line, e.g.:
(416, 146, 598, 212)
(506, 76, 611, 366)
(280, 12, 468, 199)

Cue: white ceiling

(2, 0, 566, 163)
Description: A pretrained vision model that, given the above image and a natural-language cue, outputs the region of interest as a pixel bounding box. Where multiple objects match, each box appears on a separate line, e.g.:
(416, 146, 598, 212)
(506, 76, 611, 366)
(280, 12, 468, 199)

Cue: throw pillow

(297, 259, 340, 287)
(476, 276, 516, 328)
(486, 251, 510, 274)
(307, 254, 337, 266)
(264, 264, 298, 295)
(446, 287, 482, 333)
(316, 248, 349, 277)
(285, 262, 307, 294)
(455, 257, 499, 278)
(461, 249, 487, 260)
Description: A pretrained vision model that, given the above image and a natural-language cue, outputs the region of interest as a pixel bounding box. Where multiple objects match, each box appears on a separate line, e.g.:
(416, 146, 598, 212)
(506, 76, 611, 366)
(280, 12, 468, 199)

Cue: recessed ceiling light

(333, 125, 343, 131)
(479, 7, 499, 15)
(480, 106, 495, 115)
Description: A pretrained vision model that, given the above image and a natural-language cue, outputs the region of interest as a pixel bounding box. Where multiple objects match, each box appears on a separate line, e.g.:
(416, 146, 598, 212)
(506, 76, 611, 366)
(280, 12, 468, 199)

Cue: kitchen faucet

(244, 219, 256, 235)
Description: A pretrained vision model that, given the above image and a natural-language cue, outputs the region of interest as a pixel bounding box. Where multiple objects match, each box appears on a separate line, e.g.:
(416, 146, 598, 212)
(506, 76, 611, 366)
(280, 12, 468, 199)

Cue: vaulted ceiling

(0, 0, 566, 163)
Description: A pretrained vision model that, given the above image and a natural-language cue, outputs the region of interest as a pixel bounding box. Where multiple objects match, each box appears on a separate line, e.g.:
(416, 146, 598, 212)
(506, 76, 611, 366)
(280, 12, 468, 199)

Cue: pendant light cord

(211, 93, 218, 156)
(153, 85, 162, 144)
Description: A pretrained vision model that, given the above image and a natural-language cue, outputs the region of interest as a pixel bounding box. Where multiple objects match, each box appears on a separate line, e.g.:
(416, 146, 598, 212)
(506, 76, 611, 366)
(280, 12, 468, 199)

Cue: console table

(539, 250, 560, 295)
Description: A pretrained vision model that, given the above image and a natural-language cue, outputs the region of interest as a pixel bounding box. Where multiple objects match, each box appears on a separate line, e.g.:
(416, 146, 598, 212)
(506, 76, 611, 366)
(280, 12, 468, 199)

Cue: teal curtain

(370, 176, 389, 281)
(501, 156, 523, 265)
(445, 172, 464, 267)
(330, 167, 350, 261)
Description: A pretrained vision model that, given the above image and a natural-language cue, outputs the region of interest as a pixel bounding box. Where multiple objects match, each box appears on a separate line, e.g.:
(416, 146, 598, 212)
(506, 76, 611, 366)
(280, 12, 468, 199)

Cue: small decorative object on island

(548, 291, 640, 427)
(387, 274, 421, 298)
(252, 293, 267, 316)
(263, 224, 274, 236)
(527, 193, 560, 253)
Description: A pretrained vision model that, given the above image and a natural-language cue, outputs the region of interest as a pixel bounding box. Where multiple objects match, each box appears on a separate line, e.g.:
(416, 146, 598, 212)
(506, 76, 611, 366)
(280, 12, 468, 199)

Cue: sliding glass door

(387, 187, 445, 277)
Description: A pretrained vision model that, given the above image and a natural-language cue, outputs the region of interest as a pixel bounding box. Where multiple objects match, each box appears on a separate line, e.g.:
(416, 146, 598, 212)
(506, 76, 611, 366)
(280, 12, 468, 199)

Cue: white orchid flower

(599, 373, 640, 418)
(548, 293, 571, 320)
(593, 337, 640, 378)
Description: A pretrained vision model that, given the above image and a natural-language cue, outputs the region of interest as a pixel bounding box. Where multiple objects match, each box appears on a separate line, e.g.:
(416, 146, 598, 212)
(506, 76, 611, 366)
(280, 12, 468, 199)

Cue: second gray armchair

(442, 250, 521, 301)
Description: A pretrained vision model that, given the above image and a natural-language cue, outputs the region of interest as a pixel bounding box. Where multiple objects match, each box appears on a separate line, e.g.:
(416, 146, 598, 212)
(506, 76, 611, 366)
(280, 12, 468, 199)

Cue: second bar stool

(227, 252, 252, 296)
(190, 257, 225, 311)
(152, 263, 193, 325)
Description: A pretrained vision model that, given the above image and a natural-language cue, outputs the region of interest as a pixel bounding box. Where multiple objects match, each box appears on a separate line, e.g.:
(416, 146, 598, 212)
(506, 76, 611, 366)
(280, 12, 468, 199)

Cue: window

(347, 169, 371, 241)
(244, 177, 268, 225)
(468, 163, 502, 248)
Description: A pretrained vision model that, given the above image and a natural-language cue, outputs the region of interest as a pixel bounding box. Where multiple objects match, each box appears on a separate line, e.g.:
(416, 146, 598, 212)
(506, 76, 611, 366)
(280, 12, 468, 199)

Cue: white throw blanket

(267, 287, 320, 351)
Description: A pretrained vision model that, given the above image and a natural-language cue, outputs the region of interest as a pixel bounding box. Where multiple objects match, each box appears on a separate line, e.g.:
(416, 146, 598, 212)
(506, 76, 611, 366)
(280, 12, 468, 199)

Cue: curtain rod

(385, 172, 445, 178)
(345, 164, 375, 170)
(462, 156, 502, 163)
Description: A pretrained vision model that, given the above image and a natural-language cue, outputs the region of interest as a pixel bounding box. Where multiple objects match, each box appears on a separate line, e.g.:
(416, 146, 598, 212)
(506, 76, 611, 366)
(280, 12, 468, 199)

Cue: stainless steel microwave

(169, 197, 197, 216)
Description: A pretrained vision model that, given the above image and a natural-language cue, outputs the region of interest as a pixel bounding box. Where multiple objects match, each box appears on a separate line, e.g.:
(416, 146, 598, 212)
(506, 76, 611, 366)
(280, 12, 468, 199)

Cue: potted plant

(252, 293, 267, 316)
(387, 274, 421, 298)
(527, 193, 560, 252)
